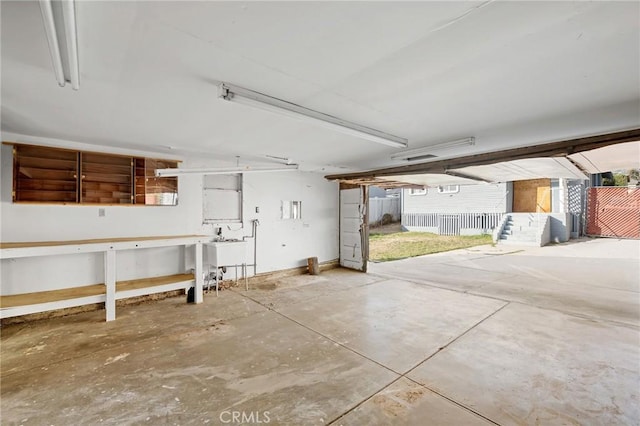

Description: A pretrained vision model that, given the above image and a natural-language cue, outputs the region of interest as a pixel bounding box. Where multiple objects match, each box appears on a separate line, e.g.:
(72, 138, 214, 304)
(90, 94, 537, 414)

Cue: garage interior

(1, 1, 639, 425)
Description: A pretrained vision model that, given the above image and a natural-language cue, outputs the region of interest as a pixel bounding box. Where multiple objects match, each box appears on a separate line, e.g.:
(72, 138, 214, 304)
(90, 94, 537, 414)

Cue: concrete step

(503, 226, 538, 232)
(500, 230, 538, 237)
(500, 234, 539, 242)
(506, 220, 538, 226)
(502, 230, 538, 237)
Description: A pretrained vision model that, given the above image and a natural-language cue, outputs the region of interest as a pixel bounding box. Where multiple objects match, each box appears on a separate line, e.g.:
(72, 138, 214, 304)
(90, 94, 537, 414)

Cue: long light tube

(155, 165, 299, 177)
(39, 0, 65, 87)
(218, 83, 408, 148)
(61, 0, 80, 90)
(39, 0, 79, 90)
(390, 137, 475, 161)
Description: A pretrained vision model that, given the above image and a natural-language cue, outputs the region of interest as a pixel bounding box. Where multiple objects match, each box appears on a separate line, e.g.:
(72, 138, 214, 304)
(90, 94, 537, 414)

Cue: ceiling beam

(326, 128, 640, 181)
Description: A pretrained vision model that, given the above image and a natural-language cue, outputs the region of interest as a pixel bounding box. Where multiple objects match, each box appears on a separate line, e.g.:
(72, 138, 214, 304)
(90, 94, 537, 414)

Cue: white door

(340, 186, 368, 272)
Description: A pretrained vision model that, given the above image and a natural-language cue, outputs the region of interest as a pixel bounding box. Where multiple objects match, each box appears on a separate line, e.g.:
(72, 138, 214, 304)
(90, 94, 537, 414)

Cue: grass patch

(369, 232, 492, 262)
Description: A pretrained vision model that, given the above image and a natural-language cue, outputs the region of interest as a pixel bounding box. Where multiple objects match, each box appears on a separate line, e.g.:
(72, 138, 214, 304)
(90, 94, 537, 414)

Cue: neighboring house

(402, 178, 588, 246)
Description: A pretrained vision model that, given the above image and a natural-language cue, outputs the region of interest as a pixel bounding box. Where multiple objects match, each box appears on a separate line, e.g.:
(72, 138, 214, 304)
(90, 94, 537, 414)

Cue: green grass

(369, 231, 492, 262)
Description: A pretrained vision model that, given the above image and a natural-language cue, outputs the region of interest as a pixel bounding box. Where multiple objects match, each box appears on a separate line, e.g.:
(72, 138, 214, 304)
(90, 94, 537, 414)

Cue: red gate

(587, 187, 640, 238)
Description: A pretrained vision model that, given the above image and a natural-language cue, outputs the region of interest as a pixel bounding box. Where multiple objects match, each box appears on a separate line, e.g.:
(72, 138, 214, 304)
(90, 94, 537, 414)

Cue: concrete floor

(1, 238, 639, 425)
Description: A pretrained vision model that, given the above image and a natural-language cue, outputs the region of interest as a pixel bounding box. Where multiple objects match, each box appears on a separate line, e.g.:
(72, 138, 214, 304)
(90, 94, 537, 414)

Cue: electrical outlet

(98, 208, 106, 217)
(255, 206, 260, 213)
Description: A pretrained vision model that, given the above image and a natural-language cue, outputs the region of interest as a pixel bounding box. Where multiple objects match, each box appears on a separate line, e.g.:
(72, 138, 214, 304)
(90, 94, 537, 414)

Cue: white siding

(403, 182, 510, 214)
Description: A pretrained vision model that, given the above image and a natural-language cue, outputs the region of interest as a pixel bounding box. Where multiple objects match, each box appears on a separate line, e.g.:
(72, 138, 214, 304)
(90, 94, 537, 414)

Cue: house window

(409, 187, 427, 196)
(437, 185, 459, 194)
(11, 143, 178, 205)
(203, 174, 242, 223)
(282, 200, 302, 219)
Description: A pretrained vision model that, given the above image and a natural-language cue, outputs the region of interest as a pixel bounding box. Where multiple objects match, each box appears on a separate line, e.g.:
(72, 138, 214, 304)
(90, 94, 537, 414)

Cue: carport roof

(568, 142, 640, 174)
(326, 129, 640, 187)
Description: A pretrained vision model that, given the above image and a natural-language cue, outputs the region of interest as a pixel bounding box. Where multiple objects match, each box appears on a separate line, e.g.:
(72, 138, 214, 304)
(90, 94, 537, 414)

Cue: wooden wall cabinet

(13, 145, 78, 203)
(134, 158, 178, 205)
(81, 152, 133, 204)
(11, 143, 178, 206)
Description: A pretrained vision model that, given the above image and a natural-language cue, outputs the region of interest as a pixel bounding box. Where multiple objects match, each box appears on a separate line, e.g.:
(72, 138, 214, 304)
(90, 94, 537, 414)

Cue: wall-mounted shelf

(10, 143, 179, 206)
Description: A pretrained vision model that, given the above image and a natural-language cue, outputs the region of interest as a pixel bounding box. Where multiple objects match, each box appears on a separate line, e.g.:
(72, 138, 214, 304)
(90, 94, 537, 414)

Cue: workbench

(0, 235, 209, 321)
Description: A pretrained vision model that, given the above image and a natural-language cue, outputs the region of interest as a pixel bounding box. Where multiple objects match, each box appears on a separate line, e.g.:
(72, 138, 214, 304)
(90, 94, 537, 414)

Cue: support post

(194, 242, 204, 303)
(104, 250, 116, 321)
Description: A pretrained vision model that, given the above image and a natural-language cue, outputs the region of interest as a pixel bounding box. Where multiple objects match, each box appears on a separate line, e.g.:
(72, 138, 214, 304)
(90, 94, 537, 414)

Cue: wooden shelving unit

(134, 158, 178, 205)
(134, 158, 147, 204)
(81, 152, 133, 204)
(13, 145, 78, 203)
(10, 143, 179, 206)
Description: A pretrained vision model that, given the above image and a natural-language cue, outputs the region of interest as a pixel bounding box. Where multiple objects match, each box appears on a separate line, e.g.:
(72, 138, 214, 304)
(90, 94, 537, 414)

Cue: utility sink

(204, 240, 248, 266)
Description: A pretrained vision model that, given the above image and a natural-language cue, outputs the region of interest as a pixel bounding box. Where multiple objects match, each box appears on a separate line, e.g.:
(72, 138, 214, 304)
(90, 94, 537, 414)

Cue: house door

(513, 179, 551, 212)
(340, 185, 368, 272)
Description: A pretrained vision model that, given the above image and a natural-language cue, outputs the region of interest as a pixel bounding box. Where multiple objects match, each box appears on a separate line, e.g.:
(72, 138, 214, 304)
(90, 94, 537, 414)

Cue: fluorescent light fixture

(155, 165, 299, 177)
(265, 155, 293, 165)
(390, 137, 475, 161)
(218, 83, 408, 148)
(39, 0, 80, 90)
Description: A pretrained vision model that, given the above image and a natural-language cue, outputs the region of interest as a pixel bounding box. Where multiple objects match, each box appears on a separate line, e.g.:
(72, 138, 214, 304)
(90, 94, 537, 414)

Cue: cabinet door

(80, 152, 133, 204)
(13, 145, 78, 203)
(134, 158, 178, 205)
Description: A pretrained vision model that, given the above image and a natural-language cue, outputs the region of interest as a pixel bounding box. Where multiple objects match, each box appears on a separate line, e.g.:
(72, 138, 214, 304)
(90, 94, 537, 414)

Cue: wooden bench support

(0, 273, 197, 320)
(1, 236, 207, 321)
(105, 250, 116, 322)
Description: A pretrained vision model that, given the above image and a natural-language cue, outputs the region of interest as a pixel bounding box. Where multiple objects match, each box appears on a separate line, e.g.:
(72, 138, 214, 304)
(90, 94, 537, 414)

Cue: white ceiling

(2, 1, 639, 172)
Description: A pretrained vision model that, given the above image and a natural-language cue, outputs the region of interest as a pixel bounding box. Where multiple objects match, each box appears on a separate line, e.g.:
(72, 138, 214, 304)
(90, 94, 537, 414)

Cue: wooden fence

(587, 187, 640, 239)
(369, 197, 400, 225)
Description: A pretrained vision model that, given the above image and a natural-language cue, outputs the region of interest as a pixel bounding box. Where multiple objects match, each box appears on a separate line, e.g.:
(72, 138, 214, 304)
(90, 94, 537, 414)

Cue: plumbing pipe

(242, 219, 260, 276)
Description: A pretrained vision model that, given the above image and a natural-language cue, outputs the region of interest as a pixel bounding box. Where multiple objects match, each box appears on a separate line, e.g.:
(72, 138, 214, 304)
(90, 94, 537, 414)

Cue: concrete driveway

(366, 237, 640, 424)
(1, 238, 638, 425)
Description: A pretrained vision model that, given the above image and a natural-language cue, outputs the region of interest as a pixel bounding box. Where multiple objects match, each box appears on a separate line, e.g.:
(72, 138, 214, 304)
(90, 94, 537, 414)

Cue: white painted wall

(215, 171, 340, 274)
(0, 134, 339, 295)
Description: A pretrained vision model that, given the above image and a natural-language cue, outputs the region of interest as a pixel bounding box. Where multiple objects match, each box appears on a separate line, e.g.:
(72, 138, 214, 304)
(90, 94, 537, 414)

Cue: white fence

(402, 212, 505, 236)
(369, 197, 400, 225)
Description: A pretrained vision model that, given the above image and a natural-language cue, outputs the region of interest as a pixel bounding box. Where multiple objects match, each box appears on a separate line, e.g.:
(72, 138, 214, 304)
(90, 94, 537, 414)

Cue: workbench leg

(195, 243, 204, 303)
(104, 250, 116, 322)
